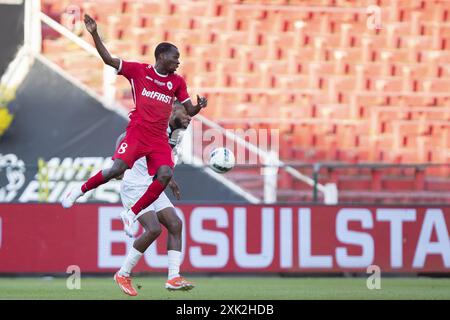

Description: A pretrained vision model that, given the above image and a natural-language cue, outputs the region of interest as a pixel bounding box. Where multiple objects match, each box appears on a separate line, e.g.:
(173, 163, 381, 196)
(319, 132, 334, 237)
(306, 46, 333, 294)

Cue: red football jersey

(117, 59, 190, 138)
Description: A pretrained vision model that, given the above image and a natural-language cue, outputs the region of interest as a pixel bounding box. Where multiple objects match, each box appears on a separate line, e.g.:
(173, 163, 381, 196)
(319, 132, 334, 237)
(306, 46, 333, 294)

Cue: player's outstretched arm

(183, 95, 208, 117)
(84, 14, 120, 70)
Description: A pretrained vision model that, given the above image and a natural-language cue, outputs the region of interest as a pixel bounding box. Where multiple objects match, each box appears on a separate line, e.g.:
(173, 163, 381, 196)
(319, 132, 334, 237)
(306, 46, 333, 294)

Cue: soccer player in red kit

(62, 14, 207, 229)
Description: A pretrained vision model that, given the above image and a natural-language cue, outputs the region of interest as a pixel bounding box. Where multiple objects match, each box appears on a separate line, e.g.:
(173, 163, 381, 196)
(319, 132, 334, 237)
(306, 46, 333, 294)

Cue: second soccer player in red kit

(62, 14, 208, 231)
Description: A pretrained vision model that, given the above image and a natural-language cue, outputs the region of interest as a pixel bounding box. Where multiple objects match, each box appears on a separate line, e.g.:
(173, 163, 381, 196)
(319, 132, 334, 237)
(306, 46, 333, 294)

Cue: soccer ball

(209, 147, 235, 173)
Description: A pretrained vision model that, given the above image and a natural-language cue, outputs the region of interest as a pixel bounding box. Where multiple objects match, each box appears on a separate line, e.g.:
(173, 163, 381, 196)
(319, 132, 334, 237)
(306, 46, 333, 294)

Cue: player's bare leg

(115, 211, 162, 296)
(61, 158, 129, 208)
(134, 211, 162, 252)
(155, 165, 174, 186)
(158, 207, 194, 291)
(157, 208, 182, 251)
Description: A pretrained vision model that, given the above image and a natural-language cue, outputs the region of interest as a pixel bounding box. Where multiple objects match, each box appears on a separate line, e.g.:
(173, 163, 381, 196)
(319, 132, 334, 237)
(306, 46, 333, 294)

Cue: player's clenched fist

(84, 14, 97, 34)
(196, 95, 208, 109)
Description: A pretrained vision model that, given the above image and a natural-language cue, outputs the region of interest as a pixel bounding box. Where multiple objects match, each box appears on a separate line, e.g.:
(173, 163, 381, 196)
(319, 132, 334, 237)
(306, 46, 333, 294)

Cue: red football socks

(131, 179, 166, 215)
(81, 171, 105, 193)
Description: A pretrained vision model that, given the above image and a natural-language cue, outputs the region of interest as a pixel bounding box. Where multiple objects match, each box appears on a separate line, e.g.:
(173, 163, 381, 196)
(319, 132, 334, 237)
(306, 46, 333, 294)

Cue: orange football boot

(165, 276, 195, 291)
(114, 272, 138, 296)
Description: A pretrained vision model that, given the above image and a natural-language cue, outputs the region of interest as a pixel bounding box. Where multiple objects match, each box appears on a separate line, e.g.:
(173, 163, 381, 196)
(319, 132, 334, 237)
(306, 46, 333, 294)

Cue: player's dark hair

(154, 42, 178, 60)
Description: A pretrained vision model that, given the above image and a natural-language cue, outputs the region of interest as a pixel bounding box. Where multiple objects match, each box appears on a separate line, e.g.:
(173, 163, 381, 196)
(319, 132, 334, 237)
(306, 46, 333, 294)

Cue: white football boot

(61, 187, 84, 208)
(120, 209, 137, 238)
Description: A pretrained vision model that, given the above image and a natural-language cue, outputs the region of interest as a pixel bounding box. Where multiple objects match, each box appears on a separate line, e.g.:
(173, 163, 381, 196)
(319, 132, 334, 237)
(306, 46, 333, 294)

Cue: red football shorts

(112, 123, 174, 175)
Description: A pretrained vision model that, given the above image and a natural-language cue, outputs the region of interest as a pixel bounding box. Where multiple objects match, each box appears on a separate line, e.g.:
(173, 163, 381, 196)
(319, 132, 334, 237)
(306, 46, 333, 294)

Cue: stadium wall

(0, 204, 449, 274)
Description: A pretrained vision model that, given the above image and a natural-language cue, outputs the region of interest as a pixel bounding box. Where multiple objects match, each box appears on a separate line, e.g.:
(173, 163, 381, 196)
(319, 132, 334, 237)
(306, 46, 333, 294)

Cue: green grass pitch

(0, 276, 449, 300)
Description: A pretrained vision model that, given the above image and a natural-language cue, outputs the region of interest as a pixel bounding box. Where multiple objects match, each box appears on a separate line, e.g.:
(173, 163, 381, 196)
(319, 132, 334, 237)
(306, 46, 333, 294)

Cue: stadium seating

(40, 0, 450, 203)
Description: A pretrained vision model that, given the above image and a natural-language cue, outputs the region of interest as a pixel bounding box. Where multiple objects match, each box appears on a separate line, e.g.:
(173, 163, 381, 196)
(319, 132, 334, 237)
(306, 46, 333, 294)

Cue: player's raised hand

(168, 179, 181, 200)
(197, 95, 208, 109)
(84, 14, 97, 34)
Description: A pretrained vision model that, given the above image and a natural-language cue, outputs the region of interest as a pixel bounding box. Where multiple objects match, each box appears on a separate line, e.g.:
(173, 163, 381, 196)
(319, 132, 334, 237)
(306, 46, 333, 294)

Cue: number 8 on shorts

(118, 142, 128, 154)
